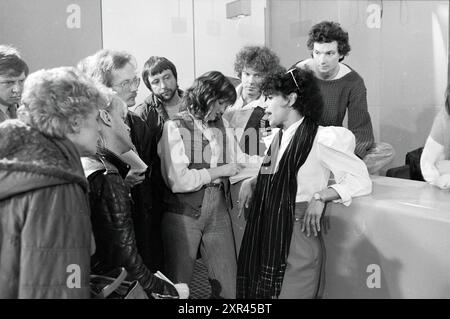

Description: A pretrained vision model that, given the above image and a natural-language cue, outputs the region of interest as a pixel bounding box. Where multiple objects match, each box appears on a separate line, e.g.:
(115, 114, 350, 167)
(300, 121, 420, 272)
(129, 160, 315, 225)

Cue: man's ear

(288, 92, 298, 107)
(99, 109, 112, 127)
(69, 114, 82, 134)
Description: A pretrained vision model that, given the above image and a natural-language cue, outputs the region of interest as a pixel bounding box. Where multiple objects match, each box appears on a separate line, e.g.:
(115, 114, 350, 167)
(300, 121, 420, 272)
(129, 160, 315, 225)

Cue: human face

(241, 67, 264, 101)
(312, 41, 343, 80)
(0, 72, 26, 107)
(264, 93, 291, 128)
(111, 62, 140, 107)
(148, 69, 178, 103)
(205, 99, 229, 122)
(110, 98, 133, 153)
(68, 109, 101, 156)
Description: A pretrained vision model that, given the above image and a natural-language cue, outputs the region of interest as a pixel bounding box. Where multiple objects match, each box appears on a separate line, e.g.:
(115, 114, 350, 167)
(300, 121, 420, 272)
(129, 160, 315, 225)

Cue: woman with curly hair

(0, 67, 104, 298)
(158, 71, 260, 298)
(237, 67, 372, 299)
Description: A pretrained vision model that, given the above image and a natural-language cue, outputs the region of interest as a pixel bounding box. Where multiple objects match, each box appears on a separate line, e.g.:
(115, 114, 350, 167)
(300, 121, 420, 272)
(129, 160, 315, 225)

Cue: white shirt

(296, 59, 352, 80)
(270, 118, 372, 205)
(158, 113, 262, 193)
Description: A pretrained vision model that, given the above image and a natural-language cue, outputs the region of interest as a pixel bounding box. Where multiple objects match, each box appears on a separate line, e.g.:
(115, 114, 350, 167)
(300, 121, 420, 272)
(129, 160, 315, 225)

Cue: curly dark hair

(307, 21, 351, 62)
(182, 71, 237, 120)
(260, 67, 323, 123)
(234, 45, 282, 78)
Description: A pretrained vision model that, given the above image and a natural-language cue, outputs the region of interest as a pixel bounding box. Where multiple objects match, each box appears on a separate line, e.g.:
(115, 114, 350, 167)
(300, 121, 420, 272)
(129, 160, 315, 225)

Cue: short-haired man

(0, 45, 28, 123)
(223, 45, 284, 157)
(294, 21, 394, 174)
(78, 49, 159, 272)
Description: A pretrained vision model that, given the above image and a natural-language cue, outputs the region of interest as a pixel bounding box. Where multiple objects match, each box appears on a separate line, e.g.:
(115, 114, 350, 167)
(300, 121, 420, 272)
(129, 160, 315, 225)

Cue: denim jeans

(161, 187, 237, 298)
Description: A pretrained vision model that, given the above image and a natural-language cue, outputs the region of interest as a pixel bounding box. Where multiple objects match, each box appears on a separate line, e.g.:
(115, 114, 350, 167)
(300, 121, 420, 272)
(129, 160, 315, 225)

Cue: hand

(221, 163, 244, 177)
(147, 274, 179, 299)
(238, 177, 256, 218)
(301, 198, 326, 237)
(124, 168, 146, 188)
(432, 174, 450, 189)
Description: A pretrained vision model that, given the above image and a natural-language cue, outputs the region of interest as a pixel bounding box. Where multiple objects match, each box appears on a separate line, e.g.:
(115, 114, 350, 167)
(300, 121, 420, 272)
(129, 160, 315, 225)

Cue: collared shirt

(270, 118, 372, 206)
(158, 113, 261, 193)
(222, 84, 267, 143)
(0, 104, 17, 123)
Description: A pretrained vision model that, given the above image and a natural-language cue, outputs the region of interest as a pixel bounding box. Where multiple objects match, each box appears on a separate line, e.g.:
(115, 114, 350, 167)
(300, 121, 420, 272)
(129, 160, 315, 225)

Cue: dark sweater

(316, 69, 374, 158)
(293, 60, 375, 159)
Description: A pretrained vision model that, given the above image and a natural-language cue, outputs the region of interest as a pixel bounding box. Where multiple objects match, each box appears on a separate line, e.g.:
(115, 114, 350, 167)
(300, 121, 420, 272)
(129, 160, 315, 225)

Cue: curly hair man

(294, 21, 394, 174)
(223, 45, 284, 157)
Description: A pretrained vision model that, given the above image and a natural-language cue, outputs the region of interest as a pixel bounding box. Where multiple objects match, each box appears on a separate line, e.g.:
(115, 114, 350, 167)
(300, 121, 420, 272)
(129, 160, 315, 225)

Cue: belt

(203, 180, 233, 210)
(203, 182, 223, 189)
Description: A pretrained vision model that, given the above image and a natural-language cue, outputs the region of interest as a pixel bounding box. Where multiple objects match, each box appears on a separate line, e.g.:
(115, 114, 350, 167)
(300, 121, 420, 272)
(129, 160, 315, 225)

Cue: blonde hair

(21, 67, 107, 138)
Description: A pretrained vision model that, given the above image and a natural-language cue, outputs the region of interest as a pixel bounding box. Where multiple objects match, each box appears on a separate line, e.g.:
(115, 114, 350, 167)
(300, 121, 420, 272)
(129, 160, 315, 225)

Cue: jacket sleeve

(89, 172, 155, 291)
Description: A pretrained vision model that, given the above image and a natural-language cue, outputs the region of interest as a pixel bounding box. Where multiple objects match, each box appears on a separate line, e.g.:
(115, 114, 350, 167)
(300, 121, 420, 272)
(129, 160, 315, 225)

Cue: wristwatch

(313, 192, 325, 203)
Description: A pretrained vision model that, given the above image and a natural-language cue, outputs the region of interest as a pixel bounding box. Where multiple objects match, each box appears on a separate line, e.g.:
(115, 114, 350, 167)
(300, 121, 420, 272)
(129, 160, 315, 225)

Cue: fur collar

(0, 120, 88, 198)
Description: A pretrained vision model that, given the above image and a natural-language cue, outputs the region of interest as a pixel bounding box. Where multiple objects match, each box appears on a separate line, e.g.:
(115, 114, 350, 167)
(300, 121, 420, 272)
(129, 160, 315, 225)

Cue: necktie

(261, 129, 283, 175)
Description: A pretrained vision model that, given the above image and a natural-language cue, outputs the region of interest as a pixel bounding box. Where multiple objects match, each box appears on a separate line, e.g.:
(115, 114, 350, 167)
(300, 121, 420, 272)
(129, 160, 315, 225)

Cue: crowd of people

(0, 20, 446, 299)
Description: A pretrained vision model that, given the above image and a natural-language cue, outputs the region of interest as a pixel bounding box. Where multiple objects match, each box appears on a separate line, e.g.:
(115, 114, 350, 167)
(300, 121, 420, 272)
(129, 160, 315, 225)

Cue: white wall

(193, 0, 266, 78)
(101, 0, 195, 106)
(268, 0, 449, 170)
(101, 0, 266, 106)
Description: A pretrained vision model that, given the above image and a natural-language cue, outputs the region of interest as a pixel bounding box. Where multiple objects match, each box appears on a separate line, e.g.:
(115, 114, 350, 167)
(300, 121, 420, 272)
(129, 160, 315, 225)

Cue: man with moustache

(133, 56, 185, 273)
(0, 45, 28, 123)
(134, 56, 184, 139)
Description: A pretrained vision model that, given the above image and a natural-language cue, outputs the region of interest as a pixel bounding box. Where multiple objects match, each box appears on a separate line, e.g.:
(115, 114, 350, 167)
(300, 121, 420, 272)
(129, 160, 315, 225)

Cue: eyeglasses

(286, 69, 300, 92)
(113, 76, 140, 91)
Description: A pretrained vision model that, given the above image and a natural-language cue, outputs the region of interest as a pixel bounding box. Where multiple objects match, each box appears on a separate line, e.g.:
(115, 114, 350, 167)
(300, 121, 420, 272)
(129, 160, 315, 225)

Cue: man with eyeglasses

(293, 21, 394, 175)
(0, 45, 28, 123)
(78, 49, 160, 272)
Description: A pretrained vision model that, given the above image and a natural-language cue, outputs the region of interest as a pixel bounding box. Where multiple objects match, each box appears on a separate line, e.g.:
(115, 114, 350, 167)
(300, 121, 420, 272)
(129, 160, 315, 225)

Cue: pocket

(295, 220, 321, 268)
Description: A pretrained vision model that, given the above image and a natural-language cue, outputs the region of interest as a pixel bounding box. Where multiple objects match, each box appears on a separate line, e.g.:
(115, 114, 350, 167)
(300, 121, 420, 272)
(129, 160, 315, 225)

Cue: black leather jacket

(82, 148, 178, 298)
